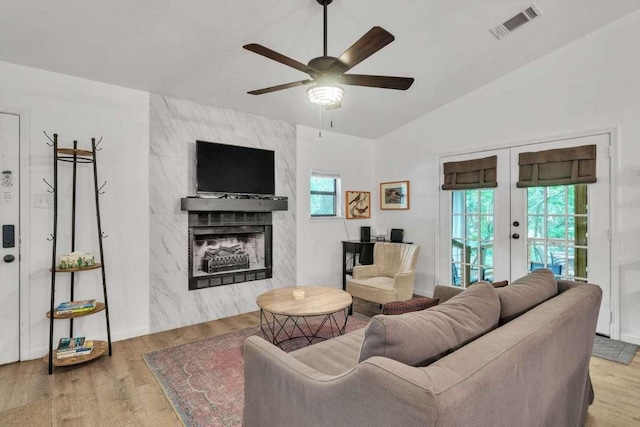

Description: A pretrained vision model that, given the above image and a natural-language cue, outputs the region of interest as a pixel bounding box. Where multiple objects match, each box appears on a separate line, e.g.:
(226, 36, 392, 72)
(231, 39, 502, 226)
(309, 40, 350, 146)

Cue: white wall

(296, 125, 376, 288)
(0, 60, 150, 360)
(376, 11, 640, 343)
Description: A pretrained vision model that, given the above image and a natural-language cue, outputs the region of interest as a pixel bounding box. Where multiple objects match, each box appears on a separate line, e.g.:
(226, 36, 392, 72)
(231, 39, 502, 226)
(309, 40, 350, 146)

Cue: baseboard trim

(620, 333, 640, 346)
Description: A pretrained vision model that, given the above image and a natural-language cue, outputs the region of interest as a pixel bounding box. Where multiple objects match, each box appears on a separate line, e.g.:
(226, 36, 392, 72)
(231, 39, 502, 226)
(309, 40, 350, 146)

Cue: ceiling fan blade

(243, 43, 315, 75)
(338, 74, 414, 90)
(329, 27, 395, 74)
(248, 79, 313, 95)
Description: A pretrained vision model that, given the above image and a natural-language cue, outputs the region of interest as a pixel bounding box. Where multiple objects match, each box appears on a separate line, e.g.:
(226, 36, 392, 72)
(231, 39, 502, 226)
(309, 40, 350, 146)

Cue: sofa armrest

(394, 270, 416, 301)
(243, 336, 437, 427)
(352, 264, 380, 279)
(557, 279, 590, 294)
(433, 284, 465, 303)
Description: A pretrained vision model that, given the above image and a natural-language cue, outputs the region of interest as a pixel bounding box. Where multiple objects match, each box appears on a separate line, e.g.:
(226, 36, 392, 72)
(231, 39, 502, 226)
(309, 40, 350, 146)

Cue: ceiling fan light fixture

(306, 84, 344, 106)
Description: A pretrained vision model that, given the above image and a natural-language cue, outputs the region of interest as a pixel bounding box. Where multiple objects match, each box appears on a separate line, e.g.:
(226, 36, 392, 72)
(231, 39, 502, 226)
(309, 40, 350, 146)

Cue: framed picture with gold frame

(380, 181, 410, 210)
(345, 191, 371, 219)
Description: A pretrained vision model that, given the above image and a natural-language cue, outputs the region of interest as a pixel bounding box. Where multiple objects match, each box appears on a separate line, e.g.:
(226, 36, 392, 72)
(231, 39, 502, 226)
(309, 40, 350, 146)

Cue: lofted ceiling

(0, 0, 638, 138)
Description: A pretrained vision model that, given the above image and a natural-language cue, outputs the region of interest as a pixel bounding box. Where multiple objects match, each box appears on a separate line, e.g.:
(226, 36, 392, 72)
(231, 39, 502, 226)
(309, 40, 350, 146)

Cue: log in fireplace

(188, 212, 272, 290)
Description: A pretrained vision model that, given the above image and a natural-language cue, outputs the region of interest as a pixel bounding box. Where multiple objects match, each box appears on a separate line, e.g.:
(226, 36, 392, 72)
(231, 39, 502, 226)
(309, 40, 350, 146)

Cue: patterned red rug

(143, 313, 371, 427)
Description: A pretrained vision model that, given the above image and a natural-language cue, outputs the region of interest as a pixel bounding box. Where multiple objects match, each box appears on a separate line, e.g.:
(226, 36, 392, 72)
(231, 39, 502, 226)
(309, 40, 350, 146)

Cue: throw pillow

(358, 282, 500, 367)
(382, 297, 439, 315)
(496, 268, 558, 323)
(491, 280, 509, 288)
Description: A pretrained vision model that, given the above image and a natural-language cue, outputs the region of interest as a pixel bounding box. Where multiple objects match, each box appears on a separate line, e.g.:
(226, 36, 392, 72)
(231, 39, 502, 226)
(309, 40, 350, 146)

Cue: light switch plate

(34, 193, 53, 209)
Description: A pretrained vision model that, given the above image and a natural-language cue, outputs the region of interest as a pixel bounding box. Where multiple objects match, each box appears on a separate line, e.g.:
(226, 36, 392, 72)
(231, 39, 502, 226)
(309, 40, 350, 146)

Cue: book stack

(56, 337, 94, 359)
(54, 299, 96, 316)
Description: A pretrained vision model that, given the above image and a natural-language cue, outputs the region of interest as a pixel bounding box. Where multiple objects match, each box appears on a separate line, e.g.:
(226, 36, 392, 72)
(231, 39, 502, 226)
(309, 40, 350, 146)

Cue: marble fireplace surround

(150, 93, 296, 333)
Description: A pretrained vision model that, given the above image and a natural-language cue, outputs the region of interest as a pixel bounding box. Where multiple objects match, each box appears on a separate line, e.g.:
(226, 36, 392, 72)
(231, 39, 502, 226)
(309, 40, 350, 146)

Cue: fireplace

(188, 212, 273, 290)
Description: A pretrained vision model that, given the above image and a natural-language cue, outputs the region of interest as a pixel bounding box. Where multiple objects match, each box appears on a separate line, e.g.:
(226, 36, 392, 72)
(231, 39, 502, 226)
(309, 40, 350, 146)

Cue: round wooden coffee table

(256, 286, 353, 348)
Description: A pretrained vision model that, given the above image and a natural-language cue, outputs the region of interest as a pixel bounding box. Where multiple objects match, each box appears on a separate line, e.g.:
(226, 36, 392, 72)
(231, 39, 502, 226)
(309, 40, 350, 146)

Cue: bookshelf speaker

(360, 226, 371, 242)
(390, 228, 404, 243)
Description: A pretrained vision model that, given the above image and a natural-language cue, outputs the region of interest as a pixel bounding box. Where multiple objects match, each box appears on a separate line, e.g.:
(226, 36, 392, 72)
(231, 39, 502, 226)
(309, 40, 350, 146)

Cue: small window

(310, 171, 340, 217)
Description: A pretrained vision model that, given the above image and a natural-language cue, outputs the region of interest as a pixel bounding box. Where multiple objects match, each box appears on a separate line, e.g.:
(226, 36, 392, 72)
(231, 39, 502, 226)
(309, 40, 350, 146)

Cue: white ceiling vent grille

(490, 4, 541, 39)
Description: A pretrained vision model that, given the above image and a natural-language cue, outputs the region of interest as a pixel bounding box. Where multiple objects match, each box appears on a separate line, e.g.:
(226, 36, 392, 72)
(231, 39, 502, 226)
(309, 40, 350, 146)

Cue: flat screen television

(196, 140, 275, 195)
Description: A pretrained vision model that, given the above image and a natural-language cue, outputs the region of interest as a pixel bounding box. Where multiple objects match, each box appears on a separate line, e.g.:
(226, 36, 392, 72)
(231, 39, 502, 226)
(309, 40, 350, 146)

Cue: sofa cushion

(358, 282, 500, 366)
(496, 268, 558, 323)
(289, 329, 365, 376)
(382, 297, 439, 315)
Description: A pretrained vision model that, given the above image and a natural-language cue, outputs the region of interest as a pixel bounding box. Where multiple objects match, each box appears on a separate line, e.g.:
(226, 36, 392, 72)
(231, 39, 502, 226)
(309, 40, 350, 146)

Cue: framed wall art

(345, 191, 371, 219)
(380, 181, 410, 210)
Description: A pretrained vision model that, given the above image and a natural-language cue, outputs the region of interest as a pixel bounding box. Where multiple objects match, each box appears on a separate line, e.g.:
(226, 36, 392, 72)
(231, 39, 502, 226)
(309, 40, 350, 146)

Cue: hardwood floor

(0, 312, 260, 427)
(0, 309, 638, 426)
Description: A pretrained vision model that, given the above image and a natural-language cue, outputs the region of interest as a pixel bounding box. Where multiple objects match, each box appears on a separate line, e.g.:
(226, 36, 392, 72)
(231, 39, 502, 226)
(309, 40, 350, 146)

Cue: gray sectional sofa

(243, 269, 602, 427)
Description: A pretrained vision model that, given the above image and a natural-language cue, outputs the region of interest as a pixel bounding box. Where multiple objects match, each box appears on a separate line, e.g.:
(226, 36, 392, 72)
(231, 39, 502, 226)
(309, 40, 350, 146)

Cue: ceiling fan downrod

(318, 0, 333, 56)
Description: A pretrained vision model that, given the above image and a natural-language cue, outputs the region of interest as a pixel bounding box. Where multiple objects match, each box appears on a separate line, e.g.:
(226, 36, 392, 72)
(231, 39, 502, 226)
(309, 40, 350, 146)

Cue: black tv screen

(196, 141, 275, 195)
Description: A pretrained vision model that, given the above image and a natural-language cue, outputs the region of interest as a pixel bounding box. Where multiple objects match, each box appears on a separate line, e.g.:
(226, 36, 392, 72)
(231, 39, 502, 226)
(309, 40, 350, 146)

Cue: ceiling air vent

(490, 4, 541, 39)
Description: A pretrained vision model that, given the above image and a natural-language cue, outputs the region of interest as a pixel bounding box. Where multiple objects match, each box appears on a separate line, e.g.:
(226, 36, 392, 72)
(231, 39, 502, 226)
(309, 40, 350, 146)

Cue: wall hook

(98, 181, 107, 194)
(43, 178, 55, 193)
(47, 234, 54, 241)
(94, 136, 103, 151)
(100, 232, 109, 239)
(43, 131, 55, 146)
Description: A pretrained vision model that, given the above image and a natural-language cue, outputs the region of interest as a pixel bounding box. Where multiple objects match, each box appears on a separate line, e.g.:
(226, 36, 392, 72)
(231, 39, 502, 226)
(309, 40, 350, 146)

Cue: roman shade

(441, 155, 497, 190)
(517, 144, 596, 188)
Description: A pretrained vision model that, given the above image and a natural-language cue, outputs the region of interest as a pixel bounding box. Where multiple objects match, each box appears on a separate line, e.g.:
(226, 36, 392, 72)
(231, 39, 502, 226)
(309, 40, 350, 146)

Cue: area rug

(592, 335, 639, 365)
(143, 313, 371, 427)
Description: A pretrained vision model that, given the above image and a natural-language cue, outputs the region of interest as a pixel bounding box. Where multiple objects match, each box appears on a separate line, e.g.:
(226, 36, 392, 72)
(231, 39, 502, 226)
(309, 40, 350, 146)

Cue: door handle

(3, 254, 15, 263)
(512, 233, 520, 239)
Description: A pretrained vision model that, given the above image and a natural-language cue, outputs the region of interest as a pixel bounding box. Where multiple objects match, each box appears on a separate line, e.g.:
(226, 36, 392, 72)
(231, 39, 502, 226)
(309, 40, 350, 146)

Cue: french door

(439, 133, 611, 335)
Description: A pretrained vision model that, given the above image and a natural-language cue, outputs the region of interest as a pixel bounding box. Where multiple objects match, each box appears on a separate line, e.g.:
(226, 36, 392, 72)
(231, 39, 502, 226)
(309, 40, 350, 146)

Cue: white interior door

(0, 112, 20, 365)
(510, 134, 611, 335)
(439, 133, 612, 336)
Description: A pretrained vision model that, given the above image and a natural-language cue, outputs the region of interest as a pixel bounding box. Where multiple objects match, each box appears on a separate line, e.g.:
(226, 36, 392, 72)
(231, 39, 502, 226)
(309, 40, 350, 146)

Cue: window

(310, 171, 340, 217)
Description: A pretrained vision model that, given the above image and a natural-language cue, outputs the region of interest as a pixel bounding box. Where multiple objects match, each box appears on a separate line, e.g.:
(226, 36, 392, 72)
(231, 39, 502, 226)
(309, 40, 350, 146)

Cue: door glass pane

(528, 216, 545, 239)
(466, 216, 479, 240)
(480, 216, 493, 240)
(465, 190, 479, 214)
(450, 189, 495, 287)
(451, 239, 464, 264)
(546, 186, 566, 215)
(526, 185, 588, 280)
(452, 215, 464, 238)
(575, 217, 588, 246)
(546, 216, 566, 240)
(480, 190, 494, 214)
(527, 187, 544, 215)
(452, 191, 464, 215)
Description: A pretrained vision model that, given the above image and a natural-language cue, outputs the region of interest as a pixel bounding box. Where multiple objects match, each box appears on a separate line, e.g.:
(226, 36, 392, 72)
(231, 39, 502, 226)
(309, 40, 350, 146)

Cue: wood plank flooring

(0, 309, 638, 426)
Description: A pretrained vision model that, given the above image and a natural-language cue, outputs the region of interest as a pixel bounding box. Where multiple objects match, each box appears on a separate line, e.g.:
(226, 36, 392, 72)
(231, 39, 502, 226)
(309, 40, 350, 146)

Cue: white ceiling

(0, 1, 638, 138)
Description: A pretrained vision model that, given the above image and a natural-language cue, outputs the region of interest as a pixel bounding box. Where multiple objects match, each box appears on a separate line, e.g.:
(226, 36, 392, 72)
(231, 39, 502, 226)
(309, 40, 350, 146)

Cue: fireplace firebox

(188, 212, 272, 290)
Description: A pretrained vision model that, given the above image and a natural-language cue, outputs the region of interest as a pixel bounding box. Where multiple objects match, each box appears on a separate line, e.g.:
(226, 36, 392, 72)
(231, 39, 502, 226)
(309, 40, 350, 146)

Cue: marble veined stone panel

(149, 93, 296, 332)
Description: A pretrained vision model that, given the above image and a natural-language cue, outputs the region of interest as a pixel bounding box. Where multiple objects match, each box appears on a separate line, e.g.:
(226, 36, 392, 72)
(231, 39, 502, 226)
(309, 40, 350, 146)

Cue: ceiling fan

(243, 0, 414, 108)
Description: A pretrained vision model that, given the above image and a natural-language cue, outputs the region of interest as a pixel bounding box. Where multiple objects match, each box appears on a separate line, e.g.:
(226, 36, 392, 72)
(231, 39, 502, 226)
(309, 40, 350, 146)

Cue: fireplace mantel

(181, 197, 288, 212)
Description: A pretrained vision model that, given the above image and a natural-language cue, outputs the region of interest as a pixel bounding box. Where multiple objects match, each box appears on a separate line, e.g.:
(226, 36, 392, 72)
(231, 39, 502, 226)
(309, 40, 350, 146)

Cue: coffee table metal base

(260, 307, 350, 348)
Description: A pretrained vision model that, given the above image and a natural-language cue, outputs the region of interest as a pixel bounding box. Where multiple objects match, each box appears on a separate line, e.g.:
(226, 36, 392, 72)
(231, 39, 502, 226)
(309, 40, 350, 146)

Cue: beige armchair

(347, 243, 420, 305)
